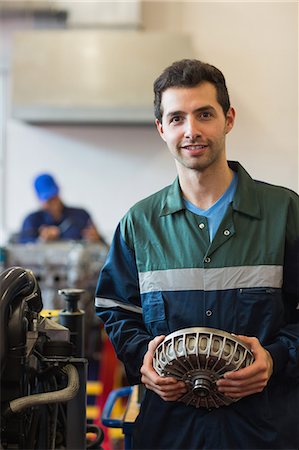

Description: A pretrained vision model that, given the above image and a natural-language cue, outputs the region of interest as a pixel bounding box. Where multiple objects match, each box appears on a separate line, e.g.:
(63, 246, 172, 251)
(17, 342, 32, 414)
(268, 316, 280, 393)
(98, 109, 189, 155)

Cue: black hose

(86, 424, 104, 449)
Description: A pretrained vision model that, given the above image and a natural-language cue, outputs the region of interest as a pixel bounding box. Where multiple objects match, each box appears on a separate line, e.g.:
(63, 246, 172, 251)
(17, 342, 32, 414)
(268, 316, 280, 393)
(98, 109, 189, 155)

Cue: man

(19, 173, 104, 243)
(95, 59, 299, 449)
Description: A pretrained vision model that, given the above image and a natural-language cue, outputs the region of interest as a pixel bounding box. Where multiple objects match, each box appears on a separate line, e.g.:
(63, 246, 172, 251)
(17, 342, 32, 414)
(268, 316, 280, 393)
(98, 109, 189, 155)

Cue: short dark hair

(153, 59, 231, 122)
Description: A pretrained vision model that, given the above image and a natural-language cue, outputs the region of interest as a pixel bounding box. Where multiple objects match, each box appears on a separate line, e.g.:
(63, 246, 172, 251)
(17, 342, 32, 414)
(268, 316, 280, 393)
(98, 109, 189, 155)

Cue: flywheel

(153, 327, 254, 409)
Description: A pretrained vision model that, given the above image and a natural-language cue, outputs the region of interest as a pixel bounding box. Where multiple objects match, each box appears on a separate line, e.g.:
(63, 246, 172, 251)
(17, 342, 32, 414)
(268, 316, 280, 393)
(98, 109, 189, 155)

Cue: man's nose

(184, 117, 201, 139)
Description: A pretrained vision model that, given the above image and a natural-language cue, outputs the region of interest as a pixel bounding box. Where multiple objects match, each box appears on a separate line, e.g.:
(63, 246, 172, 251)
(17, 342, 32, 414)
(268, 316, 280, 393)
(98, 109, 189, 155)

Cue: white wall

(143, 1, 298, 189)
(184, 2, 298, 190)
(2, 1, 298, 243)
(5, 121, 176, 241)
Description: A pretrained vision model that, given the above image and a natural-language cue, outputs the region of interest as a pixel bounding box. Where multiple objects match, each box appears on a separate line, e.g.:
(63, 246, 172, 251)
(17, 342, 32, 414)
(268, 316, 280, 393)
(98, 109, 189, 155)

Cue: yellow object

(86, 405, 101, 421)
(87, 381, 103, 396)
(41, 309, 60, 318)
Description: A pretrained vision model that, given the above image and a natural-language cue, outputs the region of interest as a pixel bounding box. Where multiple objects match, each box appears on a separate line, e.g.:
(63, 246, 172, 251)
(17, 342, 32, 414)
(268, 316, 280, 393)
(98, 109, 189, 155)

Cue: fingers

(144, 384, 187, 402)
(217, 377, 268, 398)
(82, 225, 100, 242)
(39, 225, 60, 241)
(235, 335, 260, 357)
(147, 335, 166, 357)
(140, 335, 187, 401)
(216, 335, 273, 398)
(141, 335, 173, 384)
(141, 370, 187, 401)
(217, 376, 268, 398)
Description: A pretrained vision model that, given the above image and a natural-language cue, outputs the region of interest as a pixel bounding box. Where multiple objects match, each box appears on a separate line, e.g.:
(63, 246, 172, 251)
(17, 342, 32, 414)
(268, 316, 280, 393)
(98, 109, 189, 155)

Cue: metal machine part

(0, 266, 103, 449)
(4, 364, 79, 416)
(58, 289, 86, 358)
(5, 242, 108, 309)
(153, 327, 255, 409)
(4, 242, 108, 359)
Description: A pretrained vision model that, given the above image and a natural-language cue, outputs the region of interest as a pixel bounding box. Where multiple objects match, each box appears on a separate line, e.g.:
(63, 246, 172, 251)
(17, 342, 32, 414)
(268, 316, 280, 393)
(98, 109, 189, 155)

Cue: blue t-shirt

(184, 172, 238, 241)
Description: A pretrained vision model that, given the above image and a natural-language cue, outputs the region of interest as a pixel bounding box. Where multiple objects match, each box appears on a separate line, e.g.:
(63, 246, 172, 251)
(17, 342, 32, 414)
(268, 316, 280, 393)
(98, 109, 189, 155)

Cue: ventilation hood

(11, 30, 195, 124)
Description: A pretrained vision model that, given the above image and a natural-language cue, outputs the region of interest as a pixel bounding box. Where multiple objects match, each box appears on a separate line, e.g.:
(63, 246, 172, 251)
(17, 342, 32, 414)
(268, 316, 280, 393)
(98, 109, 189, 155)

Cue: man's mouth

(181, 144, 208, 154)
(182, 144, 208, 150)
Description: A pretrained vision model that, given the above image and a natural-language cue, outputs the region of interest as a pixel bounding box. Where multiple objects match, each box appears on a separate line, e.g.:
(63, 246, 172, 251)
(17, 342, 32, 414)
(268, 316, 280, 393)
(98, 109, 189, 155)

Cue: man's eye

(199, 112, 212, 120)
(170, 116, 182, 124)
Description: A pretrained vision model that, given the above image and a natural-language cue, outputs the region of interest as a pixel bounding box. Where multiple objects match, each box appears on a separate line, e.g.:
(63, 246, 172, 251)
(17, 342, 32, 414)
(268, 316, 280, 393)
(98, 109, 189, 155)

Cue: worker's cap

(34, 173, 59, 201)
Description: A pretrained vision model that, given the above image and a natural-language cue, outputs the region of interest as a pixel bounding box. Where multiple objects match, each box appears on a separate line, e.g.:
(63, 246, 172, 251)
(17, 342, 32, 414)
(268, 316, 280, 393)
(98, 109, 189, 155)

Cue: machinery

(0, 266, 104, 450)
(4, 241, 108, 309)
(4, 241, 108, 359)
(154, 327, 255, 409)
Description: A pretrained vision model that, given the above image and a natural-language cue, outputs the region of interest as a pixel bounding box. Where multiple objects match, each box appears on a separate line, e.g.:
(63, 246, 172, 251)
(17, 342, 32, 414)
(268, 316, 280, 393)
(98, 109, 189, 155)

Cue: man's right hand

(38, 225, 60, 241)
(140, 335, 187, 401)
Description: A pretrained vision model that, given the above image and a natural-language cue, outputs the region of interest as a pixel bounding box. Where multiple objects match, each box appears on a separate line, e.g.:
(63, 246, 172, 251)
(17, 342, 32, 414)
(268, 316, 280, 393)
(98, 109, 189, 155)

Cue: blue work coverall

(96, 162, 299, 449)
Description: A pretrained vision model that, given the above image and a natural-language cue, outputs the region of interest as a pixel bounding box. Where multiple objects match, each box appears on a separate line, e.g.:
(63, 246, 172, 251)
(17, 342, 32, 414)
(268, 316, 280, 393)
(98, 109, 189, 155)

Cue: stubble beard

(175, 141, 225, 173)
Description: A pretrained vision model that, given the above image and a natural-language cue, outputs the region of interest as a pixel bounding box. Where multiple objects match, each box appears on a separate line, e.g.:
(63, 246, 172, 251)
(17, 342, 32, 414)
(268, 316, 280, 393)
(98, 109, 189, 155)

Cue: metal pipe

(5, 364, 79, 415)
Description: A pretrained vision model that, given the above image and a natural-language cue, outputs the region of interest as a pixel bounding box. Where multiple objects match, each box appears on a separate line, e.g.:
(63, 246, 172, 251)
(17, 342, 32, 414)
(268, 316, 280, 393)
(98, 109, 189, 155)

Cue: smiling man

(95, 59, 299, 449)
(156, 81, 235, 211)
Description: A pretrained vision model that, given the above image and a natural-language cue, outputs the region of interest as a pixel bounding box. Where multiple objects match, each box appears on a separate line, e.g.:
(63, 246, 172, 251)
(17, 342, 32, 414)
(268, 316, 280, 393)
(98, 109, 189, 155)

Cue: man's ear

(155, 119, 166, 142)
(225, 107, 236, 135)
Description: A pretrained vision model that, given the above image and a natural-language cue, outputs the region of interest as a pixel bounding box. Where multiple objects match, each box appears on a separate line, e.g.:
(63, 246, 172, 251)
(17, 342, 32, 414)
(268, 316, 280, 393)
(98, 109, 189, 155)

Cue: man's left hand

(216, 335, 273, 398)
(82, 224, 101, 242)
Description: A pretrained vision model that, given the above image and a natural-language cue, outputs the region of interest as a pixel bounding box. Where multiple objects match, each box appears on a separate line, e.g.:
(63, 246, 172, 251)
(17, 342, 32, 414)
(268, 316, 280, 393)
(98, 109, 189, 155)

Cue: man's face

(156, 82, 235, 174)
(41, 195, 62, 218)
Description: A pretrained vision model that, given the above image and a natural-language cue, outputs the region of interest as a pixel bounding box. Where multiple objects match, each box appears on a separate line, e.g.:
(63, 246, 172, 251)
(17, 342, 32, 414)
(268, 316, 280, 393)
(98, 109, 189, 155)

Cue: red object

(96, 335, 119, 450)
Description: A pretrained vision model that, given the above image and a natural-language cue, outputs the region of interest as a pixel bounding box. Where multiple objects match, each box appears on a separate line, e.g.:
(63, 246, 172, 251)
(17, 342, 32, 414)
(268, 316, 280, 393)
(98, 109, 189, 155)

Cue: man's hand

(38, 225, 60, 241)
(217, 335, 273, 398)
(82, 223, 101, 242)
(140, 335, 187, 402)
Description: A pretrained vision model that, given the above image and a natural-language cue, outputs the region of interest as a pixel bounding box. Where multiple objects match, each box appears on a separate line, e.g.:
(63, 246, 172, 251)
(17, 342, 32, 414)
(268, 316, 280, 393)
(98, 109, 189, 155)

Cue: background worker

(18, 172, 107, 362)
(95, 59, 299, 449)
(19, 173, 105, 244)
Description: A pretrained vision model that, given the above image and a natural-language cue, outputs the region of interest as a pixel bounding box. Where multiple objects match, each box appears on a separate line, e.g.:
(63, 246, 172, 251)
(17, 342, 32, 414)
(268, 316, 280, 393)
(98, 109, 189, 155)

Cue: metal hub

(193, 376, 212, 397)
